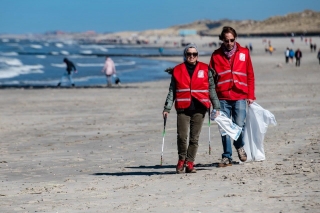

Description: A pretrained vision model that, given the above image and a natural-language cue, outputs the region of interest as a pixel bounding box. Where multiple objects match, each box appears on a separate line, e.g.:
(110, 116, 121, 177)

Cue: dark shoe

(57, 83, 61, 87)
(218, 157, 232, 167)
(237, 147, 247, 162)
(176, 160, 185, 174)
(185, 161, 196, 173)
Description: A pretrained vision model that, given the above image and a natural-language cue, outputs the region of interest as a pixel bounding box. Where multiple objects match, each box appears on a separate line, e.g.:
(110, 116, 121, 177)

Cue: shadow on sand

(91, 162, 231, 176)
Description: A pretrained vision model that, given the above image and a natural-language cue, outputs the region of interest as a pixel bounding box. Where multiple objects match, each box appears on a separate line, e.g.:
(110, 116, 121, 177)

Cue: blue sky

(0, 0, 319, 34)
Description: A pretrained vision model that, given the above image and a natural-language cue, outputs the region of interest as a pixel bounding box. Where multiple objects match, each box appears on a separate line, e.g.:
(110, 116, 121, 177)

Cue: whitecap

(0, 52, 18, 56)
(114, 61, 136, 66)
(0, 80, 20, 85)
(80, 45, 108, 52)
(80, 50, 93, 54)
(30, 44, 43, 49)
(0, 58, 23, 66)
(55, 43, 64, 48)
(17, 79, 59, 85)
(51, 51, 59, 55)
(68, 55, 97, 59)
(60, 50, 69, 55)
(51, 63, 65, 68)
(63, 40, 76, 45)
(0, 65, 44, 79)
(36, 55, 46, 59)
(76, 63, 104, 67)
(1, 39, 9, 42)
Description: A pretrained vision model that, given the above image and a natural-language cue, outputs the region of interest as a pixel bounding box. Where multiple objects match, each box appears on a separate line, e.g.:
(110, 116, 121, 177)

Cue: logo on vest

(198, 70, 204, 78)
(239, 53, 245, 61)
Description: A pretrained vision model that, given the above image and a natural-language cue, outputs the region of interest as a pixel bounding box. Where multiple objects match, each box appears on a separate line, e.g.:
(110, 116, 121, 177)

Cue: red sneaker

(176, 160, 185, 174)
(185, 161, 196, 173)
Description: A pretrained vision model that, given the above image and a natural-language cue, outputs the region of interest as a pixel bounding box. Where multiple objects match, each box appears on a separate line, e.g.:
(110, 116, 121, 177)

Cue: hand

(163, 111, 169, 119)
(74, 70, 78, 73)
(247, 99, 254, 105)
(210, 109, 220, 120)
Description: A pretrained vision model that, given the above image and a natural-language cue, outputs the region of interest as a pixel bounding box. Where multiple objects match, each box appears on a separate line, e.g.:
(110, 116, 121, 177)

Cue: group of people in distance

(163, 26, 255, 173)
(284, 47, 302, 67)
(57, 56, 117, 87)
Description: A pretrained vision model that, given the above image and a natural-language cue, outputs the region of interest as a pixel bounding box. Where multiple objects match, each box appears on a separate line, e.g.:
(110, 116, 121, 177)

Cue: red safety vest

(209, 43, 255, 100)
(173, 62, 211, 109)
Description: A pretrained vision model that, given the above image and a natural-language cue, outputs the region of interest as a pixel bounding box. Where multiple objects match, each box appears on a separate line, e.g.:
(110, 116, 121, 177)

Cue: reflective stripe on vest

(176, 89, 190, 92)
(219, 70, 232, 75)
(217, 79, 233, 85)
(233, 71, 247, 76)
(234, 80, 248, 86)
(191, 89, 209, 93)
(176, 98, 191, 102)
(201, 99, 210, 102)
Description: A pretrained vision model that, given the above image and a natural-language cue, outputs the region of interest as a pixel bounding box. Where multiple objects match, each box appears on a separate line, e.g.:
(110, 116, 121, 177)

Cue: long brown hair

(219, 26, 237, 41)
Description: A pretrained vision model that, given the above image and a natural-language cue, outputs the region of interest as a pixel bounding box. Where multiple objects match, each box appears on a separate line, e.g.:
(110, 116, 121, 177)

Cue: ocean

(0, 38, 183, 87)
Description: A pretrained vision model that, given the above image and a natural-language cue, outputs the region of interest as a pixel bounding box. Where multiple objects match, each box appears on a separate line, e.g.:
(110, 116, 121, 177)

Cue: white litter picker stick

(160, 115, 167, 166)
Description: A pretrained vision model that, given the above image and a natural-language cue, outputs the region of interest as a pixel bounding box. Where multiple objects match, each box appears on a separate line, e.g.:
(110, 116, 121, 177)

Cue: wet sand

(0, 37, 319, 212)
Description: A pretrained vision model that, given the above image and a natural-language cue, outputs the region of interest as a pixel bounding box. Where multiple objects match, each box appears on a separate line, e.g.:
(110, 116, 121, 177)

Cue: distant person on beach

(101, 56, 116, 87)
(249, 43, 253, 52)
(158, 47, 164, 55)
(289, 49, 295, 63)
(317, 49, 320, 64)
(57, 58, 77, 87)
(295, 48, 302, 67)
(285, 47, 290, 63)
(268, 45, 274, 55)
(162, 43, 220, 174)
(313, 44, 317, 52)
(290, 38, 294, 45)
(209, 26, 255, 167)
(310, 43, 314, 52)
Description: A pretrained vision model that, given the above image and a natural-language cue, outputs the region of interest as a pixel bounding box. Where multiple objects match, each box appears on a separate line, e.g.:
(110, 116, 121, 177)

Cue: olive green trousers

(176, 109, 206, 162)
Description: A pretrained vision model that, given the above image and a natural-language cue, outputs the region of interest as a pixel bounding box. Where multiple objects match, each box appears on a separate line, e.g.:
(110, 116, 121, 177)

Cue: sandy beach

(0, 37, 319, 213)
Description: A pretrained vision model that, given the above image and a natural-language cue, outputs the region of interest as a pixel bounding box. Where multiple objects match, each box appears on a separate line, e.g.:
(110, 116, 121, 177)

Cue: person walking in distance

(57, 58, 77, 87)
(295, 48, 302, 67)
(163, 43, 220, 174)
(285, 47, 290, 64)
(209, 26, 256, 167)
(289, 49, 295, 63)
(101, 56, 116, 87)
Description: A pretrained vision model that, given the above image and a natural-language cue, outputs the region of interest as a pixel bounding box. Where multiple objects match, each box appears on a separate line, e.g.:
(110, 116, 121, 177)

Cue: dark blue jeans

(219, 100, 247, 160)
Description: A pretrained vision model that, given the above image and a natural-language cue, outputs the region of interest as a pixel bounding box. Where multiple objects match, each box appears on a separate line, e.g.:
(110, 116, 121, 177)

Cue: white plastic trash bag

(243, 102, 277, 162)
(214, 112, 242, 141)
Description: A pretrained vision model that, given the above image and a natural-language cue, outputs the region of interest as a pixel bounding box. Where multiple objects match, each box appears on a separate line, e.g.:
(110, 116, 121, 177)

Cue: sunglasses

(223, 39, 235, 43)
(186, 52, 198, 57)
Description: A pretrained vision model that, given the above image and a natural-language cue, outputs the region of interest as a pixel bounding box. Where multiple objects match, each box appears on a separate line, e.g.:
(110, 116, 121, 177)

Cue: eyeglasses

(186, 52, 198, 57)
(223, 39, 235, 43)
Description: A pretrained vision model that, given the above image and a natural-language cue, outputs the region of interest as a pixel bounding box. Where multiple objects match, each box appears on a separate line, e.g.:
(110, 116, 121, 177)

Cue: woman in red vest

(163, 43, 220, 174)
(209, 26, 256, 167)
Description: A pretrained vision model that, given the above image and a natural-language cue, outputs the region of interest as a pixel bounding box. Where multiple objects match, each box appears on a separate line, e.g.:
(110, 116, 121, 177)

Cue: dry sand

(0, 37, 319, 213)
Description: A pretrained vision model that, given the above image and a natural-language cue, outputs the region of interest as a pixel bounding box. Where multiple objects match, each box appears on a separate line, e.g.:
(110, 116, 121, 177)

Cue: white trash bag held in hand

(214, 112, 242, 141)
(243, 102, 277, 162)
